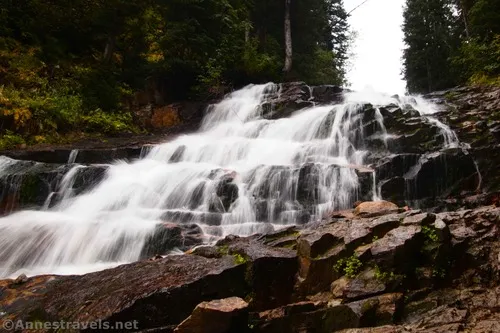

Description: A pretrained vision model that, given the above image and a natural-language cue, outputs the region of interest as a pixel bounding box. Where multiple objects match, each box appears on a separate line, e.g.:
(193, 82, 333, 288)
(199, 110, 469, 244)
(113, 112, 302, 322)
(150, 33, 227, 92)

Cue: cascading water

(0, 83, 468, 278)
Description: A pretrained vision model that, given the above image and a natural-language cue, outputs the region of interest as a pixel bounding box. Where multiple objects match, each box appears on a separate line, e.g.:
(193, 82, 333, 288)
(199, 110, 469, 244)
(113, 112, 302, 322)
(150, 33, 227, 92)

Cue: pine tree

(402, 0, 459, 93)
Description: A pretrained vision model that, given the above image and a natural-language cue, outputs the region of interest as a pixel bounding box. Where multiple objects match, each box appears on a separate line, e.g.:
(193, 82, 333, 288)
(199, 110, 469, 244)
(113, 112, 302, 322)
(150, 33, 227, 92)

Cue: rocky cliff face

(1, 202, 499, 332)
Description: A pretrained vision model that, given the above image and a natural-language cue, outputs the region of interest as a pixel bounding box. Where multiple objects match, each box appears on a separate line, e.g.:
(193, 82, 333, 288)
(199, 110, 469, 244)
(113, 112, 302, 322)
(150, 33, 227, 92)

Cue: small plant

(432, 268, 446, 279)
(422, 225, 439, 246)
(0, 130, 25, 150)
(334, 255, 363, 278)
(233, 253, 248, 265)
(372, 235, 379, 242)
(374, 265, 396, 282)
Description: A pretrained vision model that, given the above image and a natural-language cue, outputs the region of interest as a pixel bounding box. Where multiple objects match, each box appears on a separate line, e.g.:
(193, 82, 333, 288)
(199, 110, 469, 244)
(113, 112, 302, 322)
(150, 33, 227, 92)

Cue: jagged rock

(219, 236, 297, 311)
(370, 225, 422, 269)
(296, 222, 349, 294)
(346, 293, 403, 327)
(174, 297, 248, 333)
(354, 201, 399, 218)
(252, 301, 360, 333)
(402, 212, 435, 226)
(1, 202, 500, 332)
(343, 268, 387, 301)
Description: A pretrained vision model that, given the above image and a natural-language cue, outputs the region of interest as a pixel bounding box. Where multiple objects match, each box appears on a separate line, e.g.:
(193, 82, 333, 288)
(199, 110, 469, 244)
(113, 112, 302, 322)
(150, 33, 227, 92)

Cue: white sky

(345, 0, 407, 94)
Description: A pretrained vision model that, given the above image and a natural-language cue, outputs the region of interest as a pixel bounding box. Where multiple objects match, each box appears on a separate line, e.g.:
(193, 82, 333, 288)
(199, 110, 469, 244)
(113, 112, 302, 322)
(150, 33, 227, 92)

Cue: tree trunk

(460, 0, 471, 38)
(103, 35, 116, 64)
(283, 0, 293, 74)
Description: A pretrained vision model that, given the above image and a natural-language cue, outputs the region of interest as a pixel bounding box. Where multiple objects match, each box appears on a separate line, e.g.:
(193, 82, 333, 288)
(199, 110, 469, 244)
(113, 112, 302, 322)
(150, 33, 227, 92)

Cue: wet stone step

(0, 158, 109, 215)
(1, 146, 144, 164)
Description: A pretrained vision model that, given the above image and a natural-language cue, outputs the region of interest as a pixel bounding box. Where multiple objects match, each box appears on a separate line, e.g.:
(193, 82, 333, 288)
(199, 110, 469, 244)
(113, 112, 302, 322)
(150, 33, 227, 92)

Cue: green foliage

(334, 255, 363, 278)
(374, 265, 405, 284)
(404, 0, 500, 91)
(453, 35, 500, 84)
(403, 0, 459, 93)
(421, 225, 439, 246)
(1, 0, 352, 144)
(232, 253, 248, 265)
(0, 130, 25, 150)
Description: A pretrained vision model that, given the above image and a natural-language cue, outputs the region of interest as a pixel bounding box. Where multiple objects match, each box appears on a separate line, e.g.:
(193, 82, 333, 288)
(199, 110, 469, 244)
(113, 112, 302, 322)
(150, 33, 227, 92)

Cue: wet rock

(312, 85, 344, 104)
(140, 223, 204, 257)
(215, 176, 239, 212)
(0, 255, 248, 331)
(174, 297, 248, 333)
(354, 201, 399, 218)
(261, 82, 314, 120)
(370, 225, 422, 269)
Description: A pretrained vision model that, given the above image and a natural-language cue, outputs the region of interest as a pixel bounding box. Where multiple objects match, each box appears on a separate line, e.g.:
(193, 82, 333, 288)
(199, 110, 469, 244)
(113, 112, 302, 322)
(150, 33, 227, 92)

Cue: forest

(403, 0, 500, 93)
(0, 0, 349, 148)
(0, 0, 499, 148)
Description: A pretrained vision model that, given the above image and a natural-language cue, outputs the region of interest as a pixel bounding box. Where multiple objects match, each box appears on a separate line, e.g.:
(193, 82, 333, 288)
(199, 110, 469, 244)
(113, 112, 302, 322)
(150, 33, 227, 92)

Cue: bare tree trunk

(283, 0, 293, 74)
(103, 35, 116, 63)
(460, 0, 470, 38)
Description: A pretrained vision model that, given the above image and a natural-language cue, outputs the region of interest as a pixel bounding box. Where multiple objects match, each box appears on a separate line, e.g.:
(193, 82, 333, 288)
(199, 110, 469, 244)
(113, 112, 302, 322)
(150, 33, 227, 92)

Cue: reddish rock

(174, 297, 248, 333)
(354, 201, 399, 218)
(0, 255, 247, 331)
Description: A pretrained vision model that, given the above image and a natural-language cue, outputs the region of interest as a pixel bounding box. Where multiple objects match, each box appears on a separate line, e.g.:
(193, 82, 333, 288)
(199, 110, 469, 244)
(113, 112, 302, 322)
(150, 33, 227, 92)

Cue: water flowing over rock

(0, 82, 484, 278)
(2, 204, 500, 332)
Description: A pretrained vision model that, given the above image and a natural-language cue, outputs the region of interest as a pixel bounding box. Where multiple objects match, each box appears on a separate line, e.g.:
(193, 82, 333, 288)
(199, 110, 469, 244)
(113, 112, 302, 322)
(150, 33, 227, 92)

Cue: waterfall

(68, 149, 79, 164)
(0, 83, 466, 278)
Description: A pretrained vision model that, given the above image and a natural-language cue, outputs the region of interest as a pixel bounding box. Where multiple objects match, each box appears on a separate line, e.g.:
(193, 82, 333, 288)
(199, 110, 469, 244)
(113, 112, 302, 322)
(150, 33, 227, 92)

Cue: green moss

(217, 245, 229, 255)
(444, 91, 460, 100)
(233, 253, 248, 265)
(334, 255, 363, 278)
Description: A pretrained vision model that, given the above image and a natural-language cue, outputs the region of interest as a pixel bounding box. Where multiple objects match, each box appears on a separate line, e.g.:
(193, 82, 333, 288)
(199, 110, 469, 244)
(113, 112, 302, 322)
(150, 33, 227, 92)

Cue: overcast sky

(345, 0, 407, 94)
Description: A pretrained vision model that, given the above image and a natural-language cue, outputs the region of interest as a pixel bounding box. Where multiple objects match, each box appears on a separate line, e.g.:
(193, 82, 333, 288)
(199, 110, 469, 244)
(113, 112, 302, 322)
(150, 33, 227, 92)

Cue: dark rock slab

(0, 255, 247, 331)
(252, 301, 360, 333)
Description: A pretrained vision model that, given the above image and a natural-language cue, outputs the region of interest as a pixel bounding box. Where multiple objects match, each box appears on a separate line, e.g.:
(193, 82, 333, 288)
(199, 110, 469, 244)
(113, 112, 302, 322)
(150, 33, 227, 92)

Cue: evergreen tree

(402, 0, 459, 93)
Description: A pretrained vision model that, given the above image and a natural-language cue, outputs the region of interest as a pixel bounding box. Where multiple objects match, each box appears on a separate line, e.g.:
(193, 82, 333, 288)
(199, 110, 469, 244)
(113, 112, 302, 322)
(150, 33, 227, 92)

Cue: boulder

(354, 201, 399, 218)
(174, 297, 248, 333)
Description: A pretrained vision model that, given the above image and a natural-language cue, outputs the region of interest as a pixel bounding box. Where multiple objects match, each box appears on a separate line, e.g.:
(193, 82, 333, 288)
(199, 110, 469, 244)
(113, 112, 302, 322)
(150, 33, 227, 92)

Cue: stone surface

(354, 201, 399, 218)
(174, 297, 248, 333)
(1, 205, 500, 332)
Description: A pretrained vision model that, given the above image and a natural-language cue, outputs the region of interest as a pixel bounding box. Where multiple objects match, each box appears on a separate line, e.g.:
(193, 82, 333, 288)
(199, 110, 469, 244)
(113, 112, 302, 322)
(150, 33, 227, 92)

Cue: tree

(402, 0, 459, 93)
(283, 0, 293, 74)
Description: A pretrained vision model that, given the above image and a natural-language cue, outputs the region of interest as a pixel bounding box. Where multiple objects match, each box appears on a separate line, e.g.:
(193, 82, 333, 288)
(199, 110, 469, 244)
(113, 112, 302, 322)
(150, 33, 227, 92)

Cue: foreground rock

(1, 202, 500, 332)
(175, 297, 248, 333)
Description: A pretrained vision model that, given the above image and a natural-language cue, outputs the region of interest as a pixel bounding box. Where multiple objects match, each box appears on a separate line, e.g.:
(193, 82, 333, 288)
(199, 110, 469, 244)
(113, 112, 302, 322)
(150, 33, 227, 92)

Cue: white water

(68, 149, 79, 164)
(0, 84, 460, 278)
